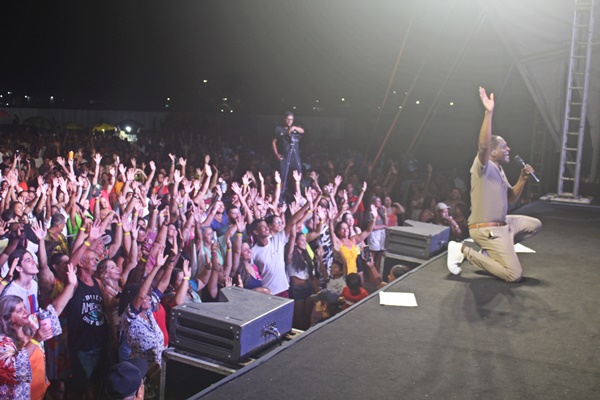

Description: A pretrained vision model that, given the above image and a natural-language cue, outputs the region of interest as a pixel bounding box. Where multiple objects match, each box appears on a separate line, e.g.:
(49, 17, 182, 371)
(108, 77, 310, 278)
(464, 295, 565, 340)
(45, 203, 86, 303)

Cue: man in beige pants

(447, 87, 541, 282)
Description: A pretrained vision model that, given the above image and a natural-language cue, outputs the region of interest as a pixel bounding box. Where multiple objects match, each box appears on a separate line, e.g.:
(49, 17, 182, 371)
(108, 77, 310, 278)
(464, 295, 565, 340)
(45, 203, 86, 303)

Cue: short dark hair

(390, 265, 411, 279)
(250, 218, 265, 236)
(346, 273, 362, 294)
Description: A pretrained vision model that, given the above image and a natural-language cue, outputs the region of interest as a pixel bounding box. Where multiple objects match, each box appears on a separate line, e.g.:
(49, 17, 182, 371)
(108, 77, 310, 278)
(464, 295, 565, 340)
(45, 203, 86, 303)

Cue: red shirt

(152, 304, 169, 347)
(341, 286, 369, 309)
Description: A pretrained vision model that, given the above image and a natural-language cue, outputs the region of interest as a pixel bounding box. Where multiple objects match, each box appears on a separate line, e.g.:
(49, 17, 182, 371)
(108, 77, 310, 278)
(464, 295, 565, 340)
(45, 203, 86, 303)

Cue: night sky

(2, 1, 511, 115)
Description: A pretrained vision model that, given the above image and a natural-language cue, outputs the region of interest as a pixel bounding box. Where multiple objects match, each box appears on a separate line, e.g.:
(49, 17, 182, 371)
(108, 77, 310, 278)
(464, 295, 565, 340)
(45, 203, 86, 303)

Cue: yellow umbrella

(92, 123, 116, 133)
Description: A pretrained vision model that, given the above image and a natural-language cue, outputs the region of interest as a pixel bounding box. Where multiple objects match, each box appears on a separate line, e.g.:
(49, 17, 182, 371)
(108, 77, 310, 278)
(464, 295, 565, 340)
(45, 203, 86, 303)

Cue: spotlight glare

(415, 100, 420, 104)
(450, 102, 454, 106)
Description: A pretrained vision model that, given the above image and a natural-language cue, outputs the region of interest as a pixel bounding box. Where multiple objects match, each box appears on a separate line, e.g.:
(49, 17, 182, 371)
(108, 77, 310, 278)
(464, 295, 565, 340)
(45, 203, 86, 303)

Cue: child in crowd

(341, 273, 369, 309)
(326, 259, 345, 295)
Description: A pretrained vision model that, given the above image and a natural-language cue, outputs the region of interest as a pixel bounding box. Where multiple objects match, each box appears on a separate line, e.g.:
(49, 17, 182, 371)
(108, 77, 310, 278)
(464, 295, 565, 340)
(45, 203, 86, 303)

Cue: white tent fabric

(482, 0, 600, 178)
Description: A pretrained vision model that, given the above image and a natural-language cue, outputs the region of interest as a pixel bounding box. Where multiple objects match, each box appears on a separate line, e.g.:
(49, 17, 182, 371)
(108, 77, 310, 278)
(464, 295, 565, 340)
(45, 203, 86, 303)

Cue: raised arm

(50, 263, 78, 315)
(351, 204, 377, 245)
(477, 86, 494, 166)
(32, 221, 53, 295)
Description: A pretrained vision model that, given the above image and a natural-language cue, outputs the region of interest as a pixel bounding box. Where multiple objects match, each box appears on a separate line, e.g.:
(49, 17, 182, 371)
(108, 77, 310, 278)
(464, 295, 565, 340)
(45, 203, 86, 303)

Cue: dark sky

(1, 0, 512, 114)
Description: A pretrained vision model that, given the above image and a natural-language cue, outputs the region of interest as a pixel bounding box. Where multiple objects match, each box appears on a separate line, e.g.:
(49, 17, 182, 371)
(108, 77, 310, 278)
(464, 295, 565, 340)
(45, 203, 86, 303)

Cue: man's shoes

(447, 241, 465, 275)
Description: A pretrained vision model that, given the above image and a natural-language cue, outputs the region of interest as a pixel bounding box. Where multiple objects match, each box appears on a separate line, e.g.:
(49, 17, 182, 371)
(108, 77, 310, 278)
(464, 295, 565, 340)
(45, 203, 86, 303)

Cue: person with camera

(272, 112, 305, 197)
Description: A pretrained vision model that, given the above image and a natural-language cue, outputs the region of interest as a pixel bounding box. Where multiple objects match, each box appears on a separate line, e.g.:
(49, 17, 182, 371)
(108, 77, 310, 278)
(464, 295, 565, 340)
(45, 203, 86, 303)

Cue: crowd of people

(0, 114, 473, 399)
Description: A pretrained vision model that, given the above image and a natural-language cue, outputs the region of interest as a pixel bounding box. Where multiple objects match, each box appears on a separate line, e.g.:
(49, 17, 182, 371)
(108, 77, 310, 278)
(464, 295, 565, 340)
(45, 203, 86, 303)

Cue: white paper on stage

(514, 243, 535, 253)
(379, 291, 418, 307)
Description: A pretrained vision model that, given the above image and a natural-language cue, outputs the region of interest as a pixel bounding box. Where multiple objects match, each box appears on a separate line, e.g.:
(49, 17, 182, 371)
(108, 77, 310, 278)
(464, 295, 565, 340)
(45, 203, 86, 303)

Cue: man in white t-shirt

(250, 192, 313, 297)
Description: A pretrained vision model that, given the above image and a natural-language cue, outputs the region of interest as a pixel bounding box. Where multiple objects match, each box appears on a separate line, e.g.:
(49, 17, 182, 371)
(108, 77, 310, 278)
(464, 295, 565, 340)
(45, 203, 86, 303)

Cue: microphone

(514, 155, 540, 183)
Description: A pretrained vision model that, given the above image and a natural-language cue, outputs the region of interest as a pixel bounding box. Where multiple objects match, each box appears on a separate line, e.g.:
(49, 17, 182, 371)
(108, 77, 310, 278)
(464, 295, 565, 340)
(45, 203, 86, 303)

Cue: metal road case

(385, 220, 450, 260)
(169, 286, 294, 364)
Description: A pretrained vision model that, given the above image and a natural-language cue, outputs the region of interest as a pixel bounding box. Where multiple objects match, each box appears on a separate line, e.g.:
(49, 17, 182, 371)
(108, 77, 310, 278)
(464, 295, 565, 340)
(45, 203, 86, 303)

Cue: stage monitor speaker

(169, 286, 294, 363)
(386, 220, 450, 260)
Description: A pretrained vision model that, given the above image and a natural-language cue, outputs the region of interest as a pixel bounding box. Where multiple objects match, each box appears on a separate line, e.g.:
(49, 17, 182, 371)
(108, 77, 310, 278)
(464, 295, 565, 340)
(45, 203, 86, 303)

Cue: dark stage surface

(189, 201, 600, 400)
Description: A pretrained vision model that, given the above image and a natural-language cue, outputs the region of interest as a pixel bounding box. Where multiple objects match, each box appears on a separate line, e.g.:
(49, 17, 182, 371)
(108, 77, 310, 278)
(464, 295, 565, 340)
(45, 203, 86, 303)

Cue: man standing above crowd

(447, 87, 541, 282)
(273, 112, 305, 197)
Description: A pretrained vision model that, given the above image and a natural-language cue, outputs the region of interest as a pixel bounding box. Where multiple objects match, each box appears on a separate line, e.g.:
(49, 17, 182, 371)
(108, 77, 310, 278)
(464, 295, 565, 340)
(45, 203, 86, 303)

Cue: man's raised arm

(477, 86, 494, 166)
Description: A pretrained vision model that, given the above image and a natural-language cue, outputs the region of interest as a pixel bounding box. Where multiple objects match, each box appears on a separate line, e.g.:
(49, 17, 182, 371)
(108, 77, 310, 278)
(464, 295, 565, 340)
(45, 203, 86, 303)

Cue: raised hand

(334, 175, 342, 186)
(173, 169, 183, 183)
(231, 181, 242, 195)
(370, 203, 378, 220)
(182, 259, 191, 280)
(94, 153, 102, 165)
(293, 191, 303, 206)
(289, 201, 300, 215)
(126, 168, 136, 182)
(479, 86, 494, 113)
(156, 246, 169, 268)
(150, 193, 161, 208)
(31, 220, 47, 241)
(131, 225, 139, 240)
(150, 243, 166, 263)
(168, 153, 176, 163)
(235, 213, 247, 233)
(316, 205, 327, 222)
(274, 171, 281, 184)
(121, 215, 133, 233)
(66, 263, 78, 286)
(305, 187, 314, 204)
(88, 219, 103, 242)
(149, 160, 156, 171)
(241, 173, 250, 187)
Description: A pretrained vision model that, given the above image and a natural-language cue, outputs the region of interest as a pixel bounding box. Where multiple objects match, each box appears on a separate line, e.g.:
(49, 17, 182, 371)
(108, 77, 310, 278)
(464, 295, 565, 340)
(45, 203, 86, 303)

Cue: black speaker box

(169, 286, 294, 363)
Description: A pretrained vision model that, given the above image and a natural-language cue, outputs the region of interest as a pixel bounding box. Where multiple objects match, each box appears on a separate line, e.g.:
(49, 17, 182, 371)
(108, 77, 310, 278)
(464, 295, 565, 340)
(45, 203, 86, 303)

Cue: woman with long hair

(235, 241, 264, 290)
(0, 264, 77, 400)
(332, 206, 376, 273)
(285, 232, 321, 330)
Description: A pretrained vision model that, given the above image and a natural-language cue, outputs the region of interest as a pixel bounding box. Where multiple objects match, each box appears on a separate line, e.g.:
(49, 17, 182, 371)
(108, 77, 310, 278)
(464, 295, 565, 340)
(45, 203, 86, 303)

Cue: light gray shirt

(468, 156, 511, 225)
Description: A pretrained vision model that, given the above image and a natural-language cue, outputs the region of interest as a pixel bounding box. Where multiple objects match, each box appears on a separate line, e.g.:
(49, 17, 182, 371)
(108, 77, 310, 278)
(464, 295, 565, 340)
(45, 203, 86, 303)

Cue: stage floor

(186, 201, 600, 400)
